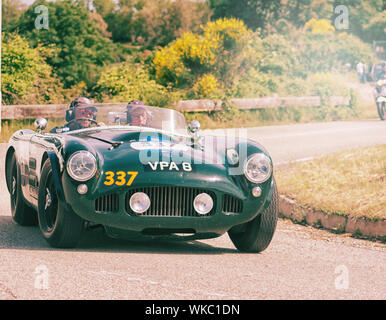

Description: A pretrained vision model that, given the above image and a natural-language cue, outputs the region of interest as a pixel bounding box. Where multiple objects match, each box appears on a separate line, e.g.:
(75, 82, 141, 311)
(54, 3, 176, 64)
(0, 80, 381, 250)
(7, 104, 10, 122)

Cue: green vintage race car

(5, 105, 278, 252)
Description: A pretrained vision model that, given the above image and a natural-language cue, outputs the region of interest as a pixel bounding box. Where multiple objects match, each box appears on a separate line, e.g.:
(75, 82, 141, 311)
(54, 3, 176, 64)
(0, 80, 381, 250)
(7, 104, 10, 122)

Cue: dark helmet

(66, 97, 97, 122)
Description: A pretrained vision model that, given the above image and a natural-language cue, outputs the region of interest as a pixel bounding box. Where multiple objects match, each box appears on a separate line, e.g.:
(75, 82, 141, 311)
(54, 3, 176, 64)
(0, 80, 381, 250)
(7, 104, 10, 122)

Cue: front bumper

(61, 171, 274, 238)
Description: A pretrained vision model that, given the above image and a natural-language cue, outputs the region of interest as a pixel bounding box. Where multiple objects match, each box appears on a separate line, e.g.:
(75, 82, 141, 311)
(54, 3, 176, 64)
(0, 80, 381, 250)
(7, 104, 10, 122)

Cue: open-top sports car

(5, 105, 278, 252)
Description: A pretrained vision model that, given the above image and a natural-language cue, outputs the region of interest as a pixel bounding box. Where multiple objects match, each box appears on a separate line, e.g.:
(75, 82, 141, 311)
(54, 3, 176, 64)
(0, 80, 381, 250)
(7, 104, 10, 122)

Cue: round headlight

(193, 193, 213, 215)
(130, 192, 150, 214)
(244, 153, 272, 183)
(67, 151, 97, 181)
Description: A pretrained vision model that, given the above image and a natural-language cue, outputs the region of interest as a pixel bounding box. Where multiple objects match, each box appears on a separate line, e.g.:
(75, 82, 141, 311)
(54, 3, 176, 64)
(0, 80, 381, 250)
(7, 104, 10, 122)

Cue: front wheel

(228, 179, 278, 253)
(38, 159, 84, 248)
(377, 102, 385, 120)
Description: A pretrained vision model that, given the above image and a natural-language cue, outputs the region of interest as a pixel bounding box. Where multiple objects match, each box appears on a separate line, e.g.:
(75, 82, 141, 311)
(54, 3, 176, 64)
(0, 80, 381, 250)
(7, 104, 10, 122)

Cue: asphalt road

(0, 119, 385, 300)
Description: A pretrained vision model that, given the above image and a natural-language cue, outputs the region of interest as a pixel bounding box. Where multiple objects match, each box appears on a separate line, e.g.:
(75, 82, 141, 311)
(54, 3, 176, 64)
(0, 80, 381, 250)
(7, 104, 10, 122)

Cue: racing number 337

(104, 171, 138, 186)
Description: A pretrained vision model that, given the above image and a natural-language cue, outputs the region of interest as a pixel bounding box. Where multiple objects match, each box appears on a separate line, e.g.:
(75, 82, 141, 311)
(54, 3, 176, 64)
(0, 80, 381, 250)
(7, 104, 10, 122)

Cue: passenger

(126, 100, 151, 127)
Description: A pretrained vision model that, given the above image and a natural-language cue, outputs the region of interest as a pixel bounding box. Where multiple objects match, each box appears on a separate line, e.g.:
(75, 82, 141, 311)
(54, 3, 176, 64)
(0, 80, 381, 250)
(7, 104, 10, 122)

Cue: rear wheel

(38, 159, 84, 248)
(228, 179, 278, 253)
(377, 102, 385, 120)
(9, 155, 37, 226)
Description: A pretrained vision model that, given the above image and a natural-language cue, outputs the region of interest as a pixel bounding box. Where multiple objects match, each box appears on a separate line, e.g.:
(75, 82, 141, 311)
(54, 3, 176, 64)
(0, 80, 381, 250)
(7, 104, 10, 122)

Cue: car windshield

(67, 105, 188, 136)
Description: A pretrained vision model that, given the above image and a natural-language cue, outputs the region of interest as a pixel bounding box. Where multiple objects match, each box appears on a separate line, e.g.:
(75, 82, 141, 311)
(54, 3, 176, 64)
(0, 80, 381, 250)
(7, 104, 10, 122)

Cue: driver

(51, 97, 105, 133)
(130, 106, 149, 126)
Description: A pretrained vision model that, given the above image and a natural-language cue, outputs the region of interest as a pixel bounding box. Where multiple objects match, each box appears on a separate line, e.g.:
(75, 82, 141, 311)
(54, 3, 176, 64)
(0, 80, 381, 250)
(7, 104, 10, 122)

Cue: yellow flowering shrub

(192, 74, 219, 98)
(203, 18, 250, 50)
(304, 18, 335, 34)
(153, 18, 253, 95)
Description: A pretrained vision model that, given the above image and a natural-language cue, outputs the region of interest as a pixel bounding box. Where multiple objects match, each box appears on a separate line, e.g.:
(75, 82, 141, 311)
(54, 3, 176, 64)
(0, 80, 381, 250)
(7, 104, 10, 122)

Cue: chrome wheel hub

(11, 177, 16, 196)
(45, 188, 52, 210)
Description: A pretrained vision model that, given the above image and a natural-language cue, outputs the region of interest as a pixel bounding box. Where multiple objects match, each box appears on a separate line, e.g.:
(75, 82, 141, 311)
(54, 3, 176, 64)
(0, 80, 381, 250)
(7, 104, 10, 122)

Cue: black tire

(37, 159, 84, 248)
(377, 102, 385, 120)
(9, 155, 38, 226)
(228, 179, 278, 253)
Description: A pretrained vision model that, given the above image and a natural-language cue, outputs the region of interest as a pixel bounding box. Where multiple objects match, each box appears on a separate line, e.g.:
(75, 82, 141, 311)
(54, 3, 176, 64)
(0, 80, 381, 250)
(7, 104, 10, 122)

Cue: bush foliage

(154, 18, 255, 97)
(93, 61, 173, 107)
(2, 0, 379, 129)
(1, 34, 84, 105)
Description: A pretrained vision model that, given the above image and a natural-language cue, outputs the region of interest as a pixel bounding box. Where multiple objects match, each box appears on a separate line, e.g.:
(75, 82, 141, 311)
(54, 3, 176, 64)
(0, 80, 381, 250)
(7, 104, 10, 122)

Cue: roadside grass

(275, 145, 386, 221)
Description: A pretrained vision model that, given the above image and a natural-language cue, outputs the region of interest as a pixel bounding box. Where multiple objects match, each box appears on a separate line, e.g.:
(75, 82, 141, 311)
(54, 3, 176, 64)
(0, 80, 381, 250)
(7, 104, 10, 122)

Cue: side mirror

(188, 120, 200, 134)
(188, 120, 203, 150)
(34, 118, 48, 133)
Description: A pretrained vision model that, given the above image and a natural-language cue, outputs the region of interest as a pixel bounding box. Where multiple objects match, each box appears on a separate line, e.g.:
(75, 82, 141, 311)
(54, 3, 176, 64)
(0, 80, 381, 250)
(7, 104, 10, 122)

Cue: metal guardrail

(1, 96, 351, 120)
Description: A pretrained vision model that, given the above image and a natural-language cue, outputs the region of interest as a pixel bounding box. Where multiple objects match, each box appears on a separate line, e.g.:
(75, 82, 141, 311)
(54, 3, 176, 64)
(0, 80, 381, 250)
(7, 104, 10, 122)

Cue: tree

(1, 34, 73, 105)
(363, 11, 386, 43)
(209, 0, 281, 35)
(15, 0, 121, 89)
(92, 0, 116, 17)
(1, 0, 27, 32)
(136, 0, 211, 48)
(104, 5, 136, 43)
(103, 0, 211, 48)
(273, 0, 333, 30)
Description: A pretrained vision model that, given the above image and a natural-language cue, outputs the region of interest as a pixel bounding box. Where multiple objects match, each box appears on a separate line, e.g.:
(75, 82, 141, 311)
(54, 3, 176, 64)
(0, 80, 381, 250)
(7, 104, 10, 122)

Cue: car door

(28, 133, 62, 205)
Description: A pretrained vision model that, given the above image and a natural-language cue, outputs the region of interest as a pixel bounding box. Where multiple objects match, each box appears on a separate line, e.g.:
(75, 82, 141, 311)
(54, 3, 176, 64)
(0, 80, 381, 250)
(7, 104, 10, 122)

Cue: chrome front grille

(95, 193, 119, 212)
(222, 194, 243, 214)
(125, 186, 216, 216)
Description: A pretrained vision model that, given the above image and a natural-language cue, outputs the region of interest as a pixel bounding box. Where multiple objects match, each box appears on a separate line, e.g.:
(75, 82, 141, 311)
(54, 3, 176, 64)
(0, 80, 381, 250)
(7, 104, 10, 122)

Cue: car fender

(262, 177, 276, 211)
(44, 150, 66, 203)
(5, 146, 16, 193)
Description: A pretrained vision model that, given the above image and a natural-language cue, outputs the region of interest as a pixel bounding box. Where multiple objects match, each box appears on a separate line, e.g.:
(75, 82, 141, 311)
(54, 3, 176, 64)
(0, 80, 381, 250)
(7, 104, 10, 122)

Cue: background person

(356, 61, 365, 83)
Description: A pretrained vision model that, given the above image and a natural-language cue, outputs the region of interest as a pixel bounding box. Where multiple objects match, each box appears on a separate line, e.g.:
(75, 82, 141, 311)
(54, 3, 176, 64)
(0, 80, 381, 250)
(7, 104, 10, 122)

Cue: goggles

(75, 107, 96, 118)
